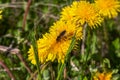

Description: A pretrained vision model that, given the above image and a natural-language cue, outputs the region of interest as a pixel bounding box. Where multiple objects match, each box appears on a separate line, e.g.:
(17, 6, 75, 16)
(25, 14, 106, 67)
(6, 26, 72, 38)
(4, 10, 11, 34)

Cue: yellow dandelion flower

(28, 20, 82, 64)
(0, 10, 3, 19)
(95, 0, 120, 18)
(60, 1, 103, 28)
(93, 71, 113, 80)
(60, 1, 104, 28)
(71, 1, 103, 28)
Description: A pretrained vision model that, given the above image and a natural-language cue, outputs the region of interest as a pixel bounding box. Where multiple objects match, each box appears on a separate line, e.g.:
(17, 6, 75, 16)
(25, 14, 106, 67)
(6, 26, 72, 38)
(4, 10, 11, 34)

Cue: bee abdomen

(56, 30, 66, 41)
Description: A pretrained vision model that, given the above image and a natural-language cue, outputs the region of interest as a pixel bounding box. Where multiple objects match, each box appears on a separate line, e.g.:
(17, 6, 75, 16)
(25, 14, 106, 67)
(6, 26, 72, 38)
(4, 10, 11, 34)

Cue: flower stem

(81, 23, 87, 55)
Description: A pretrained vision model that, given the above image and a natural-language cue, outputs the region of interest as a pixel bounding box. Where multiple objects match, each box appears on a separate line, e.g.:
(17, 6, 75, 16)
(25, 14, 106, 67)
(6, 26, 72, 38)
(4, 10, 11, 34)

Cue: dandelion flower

(93, 71, 113, 80)
(28, 20, 82, 64)
(73, 1, 103, 28)
(95, 0, 120, 18)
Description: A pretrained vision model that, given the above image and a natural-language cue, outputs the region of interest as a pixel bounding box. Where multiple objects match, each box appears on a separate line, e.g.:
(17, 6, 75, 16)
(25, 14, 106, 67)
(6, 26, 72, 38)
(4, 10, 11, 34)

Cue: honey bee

(56, 30, 66, 42)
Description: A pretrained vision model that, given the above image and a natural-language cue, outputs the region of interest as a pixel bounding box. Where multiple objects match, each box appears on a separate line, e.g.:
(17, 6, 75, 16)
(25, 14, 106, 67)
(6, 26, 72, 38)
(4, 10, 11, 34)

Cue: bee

(56, 30, 66, 42)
